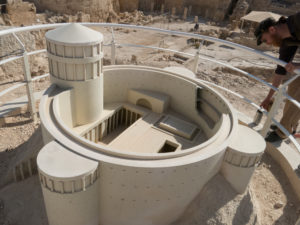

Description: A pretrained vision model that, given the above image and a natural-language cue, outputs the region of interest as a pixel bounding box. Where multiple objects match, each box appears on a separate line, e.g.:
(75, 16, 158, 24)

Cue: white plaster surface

(45, 23, 103, 45)
(39, 66, 237, 162)
(222, 162, 256, 194)
(37, 141, 98, 180)
(97, 157, 224, 225)
(38, 141, 100, 225)
(159, 115, 198, 140)
(42, 180, 100, 225)
(229, 124, 266, 155)
(38, 24, 239, 225)
(128, 89, 170, 113)
(221, 124, 266, 194)
(52, 76, 104, 125)
(38, 64, 238, 224)
(163, 66, 195, 78)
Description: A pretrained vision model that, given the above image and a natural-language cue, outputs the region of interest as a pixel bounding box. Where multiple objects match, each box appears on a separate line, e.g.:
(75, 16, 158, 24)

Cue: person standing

(254, 12, 300, 142)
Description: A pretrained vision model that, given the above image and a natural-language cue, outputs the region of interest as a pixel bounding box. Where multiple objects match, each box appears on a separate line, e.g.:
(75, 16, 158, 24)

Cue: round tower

(45, 23, 104, 125)
(37, 141, 100, 225)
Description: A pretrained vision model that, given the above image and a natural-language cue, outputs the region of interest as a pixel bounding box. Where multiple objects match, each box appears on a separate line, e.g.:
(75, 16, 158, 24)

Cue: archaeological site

(0, 0, 300, 225)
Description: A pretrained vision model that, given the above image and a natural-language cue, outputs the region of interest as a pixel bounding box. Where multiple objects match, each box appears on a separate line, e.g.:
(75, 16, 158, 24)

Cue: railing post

(193, 40, 203, 74)
(23, 51, 37, 122)
(12, 33, 36, 122)
(193, 52, 199, 74)
(260, 86, 284, 137)
(110, 28, 116, 65)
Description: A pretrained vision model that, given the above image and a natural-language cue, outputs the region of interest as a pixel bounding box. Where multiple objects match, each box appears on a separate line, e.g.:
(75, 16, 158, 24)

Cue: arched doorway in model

(136, 98, 152, 110)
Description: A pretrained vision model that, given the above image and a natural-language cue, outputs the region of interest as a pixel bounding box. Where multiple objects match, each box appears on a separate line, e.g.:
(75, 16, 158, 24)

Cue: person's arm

(285, 62, 300, 73)
(260, 44, 298, 109)
(260, 74, 284, 109)
(261, 61, 300, 109)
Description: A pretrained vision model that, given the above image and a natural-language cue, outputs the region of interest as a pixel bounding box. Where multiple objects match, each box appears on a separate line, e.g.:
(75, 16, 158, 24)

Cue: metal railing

(0, 23, 299, 152)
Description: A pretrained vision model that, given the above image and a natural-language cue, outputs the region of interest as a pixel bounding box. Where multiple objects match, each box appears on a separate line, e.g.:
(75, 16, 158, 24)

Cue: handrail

(284, 92, 300, 110)
(201, 80, 300, 150)
(0, 23, 299, 75)
(201, 79, 300, 151)
(0, 54, 23, 66)
(0, 49, 46, 66)
(201, 80, 264, 112)
(282, 73, 300, 87)
(0, 82, 25, 98)
(117, 43, 195, 57)
(0, 23, 299, 153)
(117, 43, 278, 91)
(0, 73, 49, 98)
(0, 43, 278, 97)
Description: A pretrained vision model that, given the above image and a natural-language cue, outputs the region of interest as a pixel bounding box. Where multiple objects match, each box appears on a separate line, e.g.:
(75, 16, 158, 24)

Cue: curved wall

(38, 65, 238, 225)
(97, 154, 224, 225)
(103, 66, 232, 138)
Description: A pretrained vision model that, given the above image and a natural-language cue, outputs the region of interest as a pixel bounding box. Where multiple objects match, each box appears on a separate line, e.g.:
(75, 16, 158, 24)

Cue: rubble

(218, 28, 231, 40)
(0, 26, 37, 82)
(26, 0, 119, 22)
(274, 202, 284, 209)
(30, 55, 48, 78)
(5, 1, 36, 26)
(130, 54, 137, 64)
(0, 0, 299, 26)
(77, 11, 90, 22)
(119, 10, 153, 25)
(230, 0, 249, 22)
(44, 11, 91, 23)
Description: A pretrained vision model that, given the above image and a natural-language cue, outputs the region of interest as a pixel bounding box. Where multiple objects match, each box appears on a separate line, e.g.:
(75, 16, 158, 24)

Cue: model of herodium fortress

(37, 23, 266, 225)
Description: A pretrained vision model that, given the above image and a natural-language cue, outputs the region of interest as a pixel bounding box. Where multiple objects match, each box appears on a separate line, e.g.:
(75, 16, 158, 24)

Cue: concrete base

(236, 110, 300, 202)
(266, 142, 300, 201)
(221, 162, 255, 194)
(221, 124, 265, 194)
(42, 181, 100, 225)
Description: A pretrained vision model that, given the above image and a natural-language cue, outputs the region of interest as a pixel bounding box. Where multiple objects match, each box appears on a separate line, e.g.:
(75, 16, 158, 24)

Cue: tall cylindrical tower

(45, 23, 104, 125)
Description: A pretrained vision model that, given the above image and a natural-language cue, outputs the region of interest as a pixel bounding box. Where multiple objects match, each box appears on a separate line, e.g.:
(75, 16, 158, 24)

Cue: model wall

(103, 66, 229, 137)
(97, 153, 224, 225)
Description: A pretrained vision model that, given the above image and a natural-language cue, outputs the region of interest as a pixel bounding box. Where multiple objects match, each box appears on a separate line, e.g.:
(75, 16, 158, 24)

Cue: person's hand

(285, 62, 297, 73)
(260, 97, 272, 110)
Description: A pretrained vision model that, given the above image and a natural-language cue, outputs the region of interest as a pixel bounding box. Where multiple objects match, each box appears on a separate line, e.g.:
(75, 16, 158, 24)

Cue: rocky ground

(0, 14, 300, 225)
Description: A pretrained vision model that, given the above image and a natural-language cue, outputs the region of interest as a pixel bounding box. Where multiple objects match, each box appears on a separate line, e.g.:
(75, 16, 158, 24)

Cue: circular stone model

(36, 24, 266, 225)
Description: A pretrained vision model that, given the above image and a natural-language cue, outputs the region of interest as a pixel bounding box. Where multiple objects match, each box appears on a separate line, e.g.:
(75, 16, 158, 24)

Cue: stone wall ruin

(25, 0, 120, 22)
(1, 0, 300, 24)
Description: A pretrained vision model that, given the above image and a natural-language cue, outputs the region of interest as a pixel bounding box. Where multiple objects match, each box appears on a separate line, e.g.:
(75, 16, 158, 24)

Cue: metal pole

(12, 33, 36, 122)
(23, 52, 37, 122)
(110, 28, 116, 65)
(193, 40, 203, 74)
(260, 86, 284, 137)
(281, 73, 300, 88)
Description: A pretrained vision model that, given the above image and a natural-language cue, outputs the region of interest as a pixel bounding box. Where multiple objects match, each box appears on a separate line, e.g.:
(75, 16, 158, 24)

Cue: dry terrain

(0, 16, 300, 225)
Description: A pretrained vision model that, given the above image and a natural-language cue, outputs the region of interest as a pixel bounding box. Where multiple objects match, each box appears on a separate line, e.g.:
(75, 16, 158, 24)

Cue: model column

(46, 23, 104, 125)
